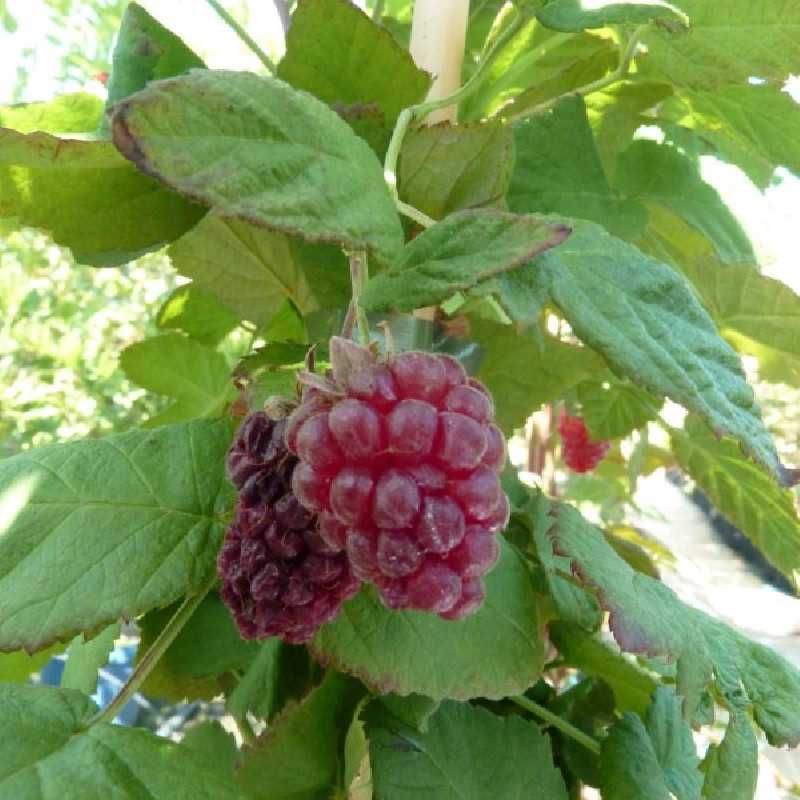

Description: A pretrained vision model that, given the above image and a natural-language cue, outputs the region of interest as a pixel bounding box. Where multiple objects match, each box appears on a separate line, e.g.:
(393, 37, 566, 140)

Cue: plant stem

(87, 580, 214, 727)
(383, 9, 526, 213)
(511, 695, 602, 755)
(237, 714, 258, 747)
(506, 23, 648, 122)
(371, 0, 385, 22)
(205, 0, 277, 74)
(348, 250, 371, 346)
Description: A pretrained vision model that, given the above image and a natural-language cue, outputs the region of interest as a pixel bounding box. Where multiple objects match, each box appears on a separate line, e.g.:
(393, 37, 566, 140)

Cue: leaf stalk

(510, 695, 602, 755)
(85, 578, 214, 727)
(347, 250, 371, 346)
(205, 0, 277, 74)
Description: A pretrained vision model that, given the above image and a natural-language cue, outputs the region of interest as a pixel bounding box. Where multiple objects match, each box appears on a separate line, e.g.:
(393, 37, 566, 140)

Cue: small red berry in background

(285, 339, 509, 621)
(558, 408, 610, 474)
(218, 411, 360, 644)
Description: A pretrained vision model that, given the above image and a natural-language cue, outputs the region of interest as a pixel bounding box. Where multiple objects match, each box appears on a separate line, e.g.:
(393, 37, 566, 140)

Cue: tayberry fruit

(558, 408, 610, 473)
(219, 412, 360, 644)
(285, 339, 509, 620)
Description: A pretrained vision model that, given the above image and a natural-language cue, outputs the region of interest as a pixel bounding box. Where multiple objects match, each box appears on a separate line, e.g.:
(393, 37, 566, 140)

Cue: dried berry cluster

(558, 409, 610, 473)
(285, 341, 508, 620)
(218, 412, 360, 644)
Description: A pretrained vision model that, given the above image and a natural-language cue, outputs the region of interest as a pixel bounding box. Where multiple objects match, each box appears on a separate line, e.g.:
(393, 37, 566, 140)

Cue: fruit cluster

(218, 412, 360, 644)
(286, 341, 508, 620)
(558, 409, 610, 473)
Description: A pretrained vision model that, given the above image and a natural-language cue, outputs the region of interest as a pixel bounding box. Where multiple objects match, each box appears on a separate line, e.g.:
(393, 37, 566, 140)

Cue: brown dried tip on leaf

(296, 370, 342, 396)
(110, 104, 152, 176)
(329, 336, 376, 388)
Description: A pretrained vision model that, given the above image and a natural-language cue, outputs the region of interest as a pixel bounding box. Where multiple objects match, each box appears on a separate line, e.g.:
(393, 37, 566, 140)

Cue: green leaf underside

(156, 283, 240, 346)
(672, 416, 800, 589)
(61, 624, 120, 696)
(549, 621, 656, 714)
(277, 0, 430, 124)
(0, 93, 102, 134)
(470, 318, 607, 433)
(615, 139, 753, 264)
(667, 85, 800, 187)
(0, 419, 234, 652)
(639, 0, 800, 88)
(167, 215, 350, 327)
(235, 671, 364, 800)
(547, 499, 800, 746)
(701, 707, 759, 800)
(369, 701, 568, 800)
(577, 379, 661, 440)
(600, 687, 703, 800)
(181, 721, 239, 780)
(120, 333, 234, 424)
(311, 540, 544, 700)
(0, 129, 203, 266)
(361, 210, 570, 312)
(112, 69, 403, 266)
(536, 219, 788, 485)
(537, 0, 688, 32)
(0, 644, 62, 684)
(0, 684, 244, 798)
(509, 96, 647, 240)
(103, 2, 204, 129)
(398, 121, 514, 220)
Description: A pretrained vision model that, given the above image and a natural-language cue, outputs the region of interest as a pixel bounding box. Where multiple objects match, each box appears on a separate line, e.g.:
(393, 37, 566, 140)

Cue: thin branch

(205, 0, 277, 73)
(372, 0, 385, 22)
(511, 695, 602, 755)
(86, 579, 214, 727)
(347, 250, 371, 346)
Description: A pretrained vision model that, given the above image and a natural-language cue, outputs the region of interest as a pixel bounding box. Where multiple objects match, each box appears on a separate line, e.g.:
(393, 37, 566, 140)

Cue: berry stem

(510, 695, 602, 755)
(204, 0, 277, 74)
(84, 578, 214, 728)
(347, 249, 371, 346)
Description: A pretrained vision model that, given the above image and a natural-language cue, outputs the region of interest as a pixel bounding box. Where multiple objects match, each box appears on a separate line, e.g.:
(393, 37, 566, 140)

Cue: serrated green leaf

(509, 96, 647, 239)
(0, 130, 203, 266)
(168, 216, 350, 327)
(277, 0, 430, 125)
(344, 696, 372, 798)
(112, 70, 403, 266)
(0, 684, 245, 798)
(0, 644, 62, 684)
(311, 540, 544, 700)
(615, 139, 753, 264)
(156, 283, 240, 346)
(469, 318, 607, 433)
(368, 701, 568, 800)
(61, 625, 119, 696)
(577, 378, 661, 440)
(0, 419, 234, 652)
(638, 204, 800, 387)
(138, 592, 259, 703)
(600, 687, 703, 800)
(537, 0, 688, 32)
(639, 0, 800, 89)
(103, 2, 204, 132)
(361, 210, 570, 312)
(547, 498, 800, 745)
(374, 694, 440, 733)
(664, 85, 800, 187)
(182, 720, 239, 778)
(702, 708, 758, 800)
(535, 219, 790, 485)
(0, 93, 102, 134)
(397, 121, 514, 220)
(549, 621, 656, 714)
(226, 640, 316, 722)
(120, 333, 234, 424)
(672, 416, 800, 590)
(585, 80, 674, 174)
(235, 671, 364, 800)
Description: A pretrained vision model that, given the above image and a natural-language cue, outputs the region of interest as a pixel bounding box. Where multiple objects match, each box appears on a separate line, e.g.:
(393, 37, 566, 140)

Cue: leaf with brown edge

(361, 210, 571, 312)
(545, 495, 800, 747)
(111, 69, 404, 267)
